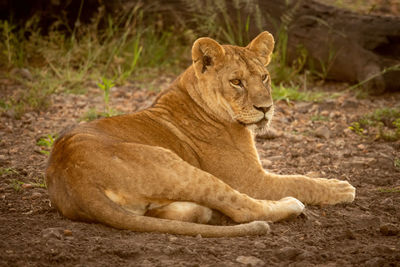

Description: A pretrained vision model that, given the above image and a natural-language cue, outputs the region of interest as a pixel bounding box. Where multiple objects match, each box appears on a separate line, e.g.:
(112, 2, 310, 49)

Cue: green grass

(394, 158, 400, 169)
(311, 114, 330, 122)
(36, 134, 57, 155)
(0, 0, 354, 119)
(79, 78, 123, 122)
(31, 176, 47, 189)
(349, 107, 400, 141)
(10, 179, 24, 192)
(272, 83, 327, 103)
(0, 4, 188, 118)
(378, 187, 400, 193)
(9, 177, 46, 192)
(0, 167, 19, 176)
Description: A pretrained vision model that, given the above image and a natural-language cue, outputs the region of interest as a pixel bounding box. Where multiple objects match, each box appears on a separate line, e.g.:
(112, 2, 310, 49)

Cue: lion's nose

(253, 105, 272, 114)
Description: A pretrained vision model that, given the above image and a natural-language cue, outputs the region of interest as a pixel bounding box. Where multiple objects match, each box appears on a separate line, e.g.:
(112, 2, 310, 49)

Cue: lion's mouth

(254, 117, 269, 128)
(238, 117, 269, 128)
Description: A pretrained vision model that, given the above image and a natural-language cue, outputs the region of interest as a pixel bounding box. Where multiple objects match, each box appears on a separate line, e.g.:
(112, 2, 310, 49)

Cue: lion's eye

(262, 74, 268, 82)
(230, 79, 242, 86)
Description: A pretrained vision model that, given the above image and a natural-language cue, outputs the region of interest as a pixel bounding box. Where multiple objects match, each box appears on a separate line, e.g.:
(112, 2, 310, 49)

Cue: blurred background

(0, 0, 399, 118)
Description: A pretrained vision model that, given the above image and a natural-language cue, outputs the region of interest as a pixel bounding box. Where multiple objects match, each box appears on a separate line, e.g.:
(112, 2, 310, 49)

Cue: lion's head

(191, 31, 275, 133)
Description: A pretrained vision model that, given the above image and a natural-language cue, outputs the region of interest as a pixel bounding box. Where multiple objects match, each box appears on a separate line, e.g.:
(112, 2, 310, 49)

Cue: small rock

(267, 156, 284, 161)
(42, 228, 63, 240)
(379, 223, 399, 236)
(314, 126, 331, 139)
(305, 171, 321, 178)
(344, 229, 356, 240)
(254, 241, 266, 249)
(30, 192, 42, 199)
(275, 247, 304, 260)
(315, 143, 324, 149)
(365, 257, 385, 267)
(319, 99, 336, 111)
(343, 157, 375, 168)
(168, 236, 178, 242)
(22, 183, 33, 189)
(196, 234, 202, 239)
(357, 144, 366, 150)
(261, 159, 272, 168)
(284, 133, 303, 142)
(341, 98, 358, 109)
(63, 229, 73, 236)
(320, 110, 329, 116)
(141, 260, 153, 266)
(236, 255, 264, 266)
(296, 102, 313, 113)
(11, 68, 33, 81)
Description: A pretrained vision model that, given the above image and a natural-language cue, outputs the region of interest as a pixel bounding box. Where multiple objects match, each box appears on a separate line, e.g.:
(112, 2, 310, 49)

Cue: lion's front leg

(251, 173, 356, 205)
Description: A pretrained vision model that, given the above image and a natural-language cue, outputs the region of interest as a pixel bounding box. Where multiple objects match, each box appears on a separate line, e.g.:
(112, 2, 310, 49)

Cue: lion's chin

(244, 118, 271, 135)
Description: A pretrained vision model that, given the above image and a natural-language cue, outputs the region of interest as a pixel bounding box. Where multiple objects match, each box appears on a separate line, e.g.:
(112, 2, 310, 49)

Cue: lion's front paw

(324, 179, 356, 205)
(265, 196, 305, 222)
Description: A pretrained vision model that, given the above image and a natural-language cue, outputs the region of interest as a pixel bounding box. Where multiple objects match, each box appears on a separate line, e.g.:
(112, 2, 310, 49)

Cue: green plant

(77, 77, 122, 122)
(97, 77, 115, 114)
(348, 122, 364, 136)
(272, 83, 326, 103)
(36, 134, 57, 155)
(0, 167, 19, 176)
(31, 176, 47, 188)
(10, 179, 24, 192)
(1, 3, 188, 118)
(378, 187, 400, 193)
(311, 114, 330, 122)
(350, 107, 400, 141)
(394, 158, 400, 169)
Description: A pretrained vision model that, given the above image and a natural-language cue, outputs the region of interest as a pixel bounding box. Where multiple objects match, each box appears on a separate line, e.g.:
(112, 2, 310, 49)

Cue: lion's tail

(83, 189, 270, 237)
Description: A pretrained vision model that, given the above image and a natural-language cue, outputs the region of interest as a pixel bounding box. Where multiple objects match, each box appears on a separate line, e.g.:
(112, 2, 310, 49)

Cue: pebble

(343, 157, 375, 168)
(168, 236, 178, 242)
(261, 159, 272, 168)
(305, 171, 321, 178)
(341, 98, 358, 109)
(22, 183, 33, 189)
(30, 192, 42, 199)
(267, 156, 284, 161)
(274, 247, 304, 260)
(236, 255, 264, 266)
(296, 102, 313, 113)
(254, 241, 266, 249)
(365, 257, 385, 267)
(314, 125, 331, 139)
(11, 68, 33, 81)
(285, 133, 303, 142)
(344, 229, 356, 240)
(357, 144, 366, 150)
(42, 228, 63, 240)
(379, 223, 399, 236)
(63, 229, 73, 236)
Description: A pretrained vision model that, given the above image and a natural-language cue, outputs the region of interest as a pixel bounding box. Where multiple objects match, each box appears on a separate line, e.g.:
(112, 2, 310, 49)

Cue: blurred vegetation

(349, 107, 400, 141)
(0, 0, 353, 118)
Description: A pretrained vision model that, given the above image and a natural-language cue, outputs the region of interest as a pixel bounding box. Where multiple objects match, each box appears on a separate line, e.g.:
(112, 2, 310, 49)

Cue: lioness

(46, 31, 355, 237)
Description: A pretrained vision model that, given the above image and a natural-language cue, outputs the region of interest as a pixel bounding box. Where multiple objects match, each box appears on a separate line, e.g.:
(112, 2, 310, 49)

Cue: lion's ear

(192, 37, 225, 74)
(247, 31, 275, 66)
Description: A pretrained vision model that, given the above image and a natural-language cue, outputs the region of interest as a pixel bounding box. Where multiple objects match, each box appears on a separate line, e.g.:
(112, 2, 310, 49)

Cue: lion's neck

(179, 67, 233, 124)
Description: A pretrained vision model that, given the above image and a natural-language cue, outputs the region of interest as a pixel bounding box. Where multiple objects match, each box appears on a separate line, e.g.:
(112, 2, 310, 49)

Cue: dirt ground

(0, 77, 399, 266)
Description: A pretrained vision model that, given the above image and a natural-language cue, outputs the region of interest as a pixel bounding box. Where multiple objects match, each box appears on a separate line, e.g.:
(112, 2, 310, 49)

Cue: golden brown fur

(46, 32, 355, 237)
